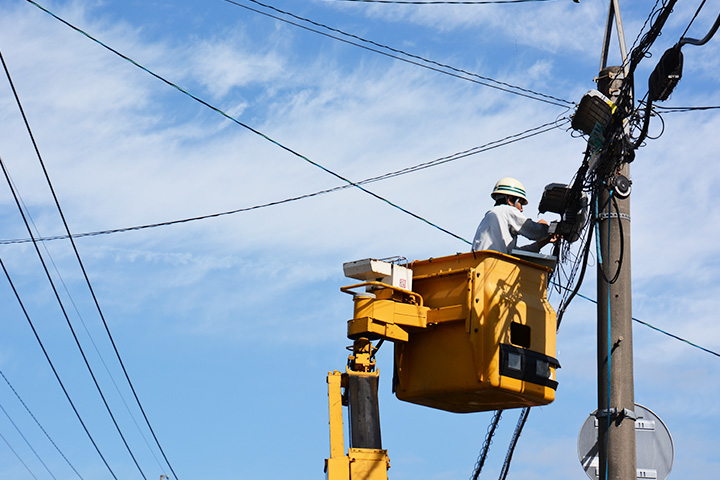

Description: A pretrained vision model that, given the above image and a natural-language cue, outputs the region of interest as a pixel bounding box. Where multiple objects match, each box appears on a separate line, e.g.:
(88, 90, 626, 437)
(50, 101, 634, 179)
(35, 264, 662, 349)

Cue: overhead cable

(628, 3, 719, 144)
(679, 10, 720, 47)
(26, 0, 469, 245)
(0, 370, 84, 479)
(3, 166, 169, 475)
(1, 155, 149, 477)
(555, 216, 593, 329)
(0, 400, 59, 479)
(0, 429, 39, 480)
(551, 278, 720, 359)
(631, 316, 720, 358)
(653, 105, 720, 112)
(1, 46, 179, 480)
(360, 118, 569, 181)
(626, 0, 663, 59)
(679, 0, 708, 41)
(329, 0, 557, 4)
(225, 0, 574, 108)
(0, 257, 117, 479)
(0, 118, 566, 246)
(627, 0, 678, 76)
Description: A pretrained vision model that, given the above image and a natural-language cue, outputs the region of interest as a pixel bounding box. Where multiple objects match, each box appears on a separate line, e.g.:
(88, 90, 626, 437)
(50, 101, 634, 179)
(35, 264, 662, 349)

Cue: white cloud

(189, 34, 286, 99)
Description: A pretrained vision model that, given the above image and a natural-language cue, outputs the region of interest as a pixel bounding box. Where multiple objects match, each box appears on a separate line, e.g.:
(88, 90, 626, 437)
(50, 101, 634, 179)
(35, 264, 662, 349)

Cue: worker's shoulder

(493, 204, 524, 217)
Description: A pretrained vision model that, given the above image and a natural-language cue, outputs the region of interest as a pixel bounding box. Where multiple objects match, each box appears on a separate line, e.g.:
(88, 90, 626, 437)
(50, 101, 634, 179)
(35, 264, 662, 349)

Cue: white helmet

(491, 177, 528, 205)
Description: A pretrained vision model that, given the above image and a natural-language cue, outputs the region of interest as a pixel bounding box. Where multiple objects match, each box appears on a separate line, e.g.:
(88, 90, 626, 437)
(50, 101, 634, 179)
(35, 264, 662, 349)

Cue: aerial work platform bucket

(392, 251, 559, 413)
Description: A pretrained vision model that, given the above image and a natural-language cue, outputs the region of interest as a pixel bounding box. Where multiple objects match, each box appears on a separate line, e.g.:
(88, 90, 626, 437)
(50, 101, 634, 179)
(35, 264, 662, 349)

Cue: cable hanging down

(497, 407, 530, 480)
(470, 409, 503, 480)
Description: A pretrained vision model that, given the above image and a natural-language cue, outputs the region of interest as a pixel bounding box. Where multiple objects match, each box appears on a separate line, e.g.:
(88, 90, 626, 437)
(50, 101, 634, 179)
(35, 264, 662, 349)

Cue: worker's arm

(514, 216, 551, 252)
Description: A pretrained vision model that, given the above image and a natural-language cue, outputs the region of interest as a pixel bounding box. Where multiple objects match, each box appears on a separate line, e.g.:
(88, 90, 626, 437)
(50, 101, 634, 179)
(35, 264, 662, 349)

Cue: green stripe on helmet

(496, 184, 526, 196)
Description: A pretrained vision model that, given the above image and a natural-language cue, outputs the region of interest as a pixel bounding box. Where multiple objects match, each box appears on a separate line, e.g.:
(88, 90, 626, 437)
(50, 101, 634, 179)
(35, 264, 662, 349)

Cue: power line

(627, 0, 678, 77)
(0, 67, 151, 474)
(0, 370, 84, 479)
(0, 45, 179, 480)
(0, 257, 118, 479)
(679, 10, 720, 47)
(0, 400, 59, 479)
(0, 428, 39, 480)
(368, 118, 569, 181)
(25, 0, 469, 245)
(626, 0, 663, 58)
(552, 266, 720, 360)
(224, 0, 574, 107)
(2, 169, 170, 474)
(1, 153, 149, 478)
(680, 0, 707, 40)
(654, 105, 720, 112)
(0, 118, 567, 245)
(0, 46, 177, 478)
(330, 0, 557, 4)
(568, 289, 720, 359)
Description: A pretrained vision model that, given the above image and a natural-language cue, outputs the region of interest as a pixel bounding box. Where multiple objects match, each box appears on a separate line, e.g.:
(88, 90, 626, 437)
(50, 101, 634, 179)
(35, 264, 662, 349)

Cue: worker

(472, 177, 553, 254)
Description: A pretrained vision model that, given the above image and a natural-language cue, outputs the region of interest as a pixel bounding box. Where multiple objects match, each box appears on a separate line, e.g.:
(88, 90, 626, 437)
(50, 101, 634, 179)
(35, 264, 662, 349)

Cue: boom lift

(325, 185, 585, 479)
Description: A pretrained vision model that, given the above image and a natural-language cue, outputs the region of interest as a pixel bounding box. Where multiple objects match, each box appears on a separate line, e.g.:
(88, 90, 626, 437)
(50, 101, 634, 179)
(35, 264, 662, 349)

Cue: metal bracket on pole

(596, 212, 631, 222)
(595, 407, 638, 421)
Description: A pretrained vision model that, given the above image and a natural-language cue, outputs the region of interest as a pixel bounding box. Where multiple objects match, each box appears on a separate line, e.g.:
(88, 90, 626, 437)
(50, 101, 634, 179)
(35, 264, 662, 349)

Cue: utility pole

(596, 161, 636, 480)
(596, 1, 637, 479)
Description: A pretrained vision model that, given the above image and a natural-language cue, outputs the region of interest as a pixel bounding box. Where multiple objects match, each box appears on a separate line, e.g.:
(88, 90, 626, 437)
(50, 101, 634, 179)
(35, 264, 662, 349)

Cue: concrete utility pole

(596, 1, 637, 479)
(596, 162, 636, 480)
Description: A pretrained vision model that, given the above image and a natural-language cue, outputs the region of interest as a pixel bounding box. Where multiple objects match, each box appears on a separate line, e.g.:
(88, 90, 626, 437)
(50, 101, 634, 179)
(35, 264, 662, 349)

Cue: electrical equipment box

(344, 258, 413, 291)
(571, 90, 616, 136)
(539, 183, 589, 243)
(392, 251, 559, 413)
(649, 45, 683, 102)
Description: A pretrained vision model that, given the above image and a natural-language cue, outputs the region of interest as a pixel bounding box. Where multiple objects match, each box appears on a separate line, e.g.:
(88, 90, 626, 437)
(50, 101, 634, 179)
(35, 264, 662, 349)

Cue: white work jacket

(472, 204, 549, 254)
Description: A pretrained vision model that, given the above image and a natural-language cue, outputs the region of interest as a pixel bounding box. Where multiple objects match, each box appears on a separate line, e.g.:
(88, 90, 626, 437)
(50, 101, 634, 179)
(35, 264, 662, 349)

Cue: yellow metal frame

(325, 371, 350, 479)
(340, 281, 424, 306)
(325, 370, 390, 480)
(342, 282, 429, 342)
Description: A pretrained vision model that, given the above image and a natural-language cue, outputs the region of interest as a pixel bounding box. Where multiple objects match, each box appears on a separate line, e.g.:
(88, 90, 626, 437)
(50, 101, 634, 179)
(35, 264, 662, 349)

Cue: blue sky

(0, 0, 719, 478)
